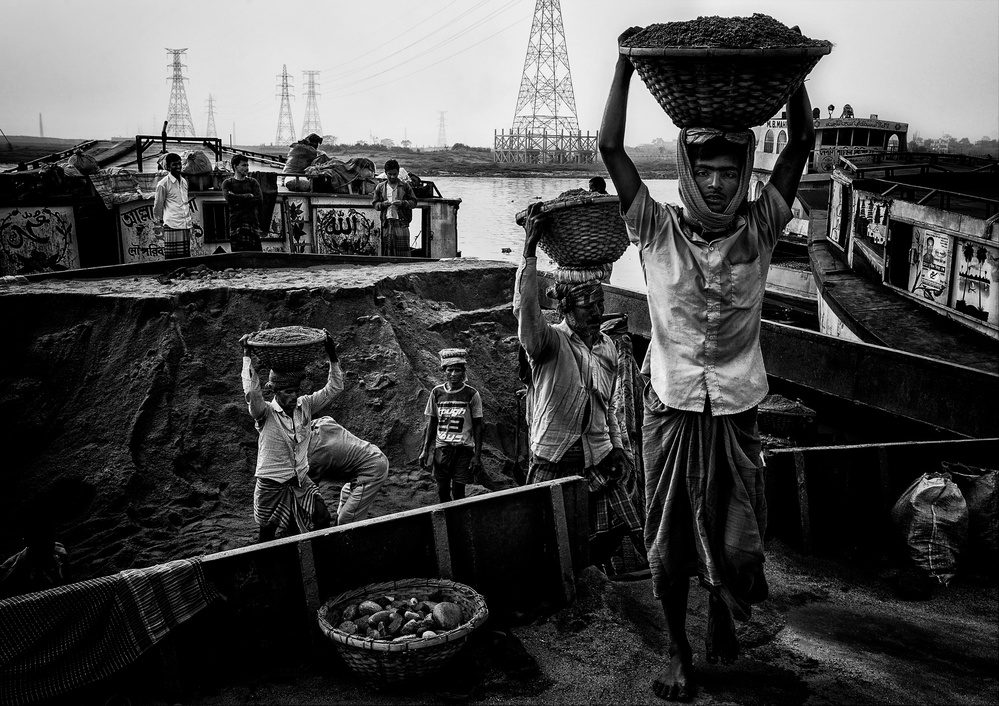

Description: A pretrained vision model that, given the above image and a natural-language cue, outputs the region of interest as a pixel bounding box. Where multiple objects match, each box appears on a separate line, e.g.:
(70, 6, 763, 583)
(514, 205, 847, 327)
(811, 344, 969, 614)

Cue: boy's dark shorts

(433, 445, 474, 485)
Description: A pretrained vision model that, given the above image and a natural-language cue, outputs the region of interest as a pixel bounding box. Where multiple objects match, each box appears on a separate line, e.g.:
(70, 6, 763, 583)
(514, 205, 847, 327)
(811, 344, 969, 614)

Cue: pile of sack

(891, 462, 997, 599)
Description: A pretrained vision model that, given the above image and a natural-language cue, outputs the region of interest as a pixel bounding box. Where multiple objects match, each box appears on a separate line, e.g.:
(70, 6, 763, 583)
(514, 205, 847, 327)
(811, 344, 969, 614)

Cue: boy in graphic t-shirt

(419, 348, 483, 502)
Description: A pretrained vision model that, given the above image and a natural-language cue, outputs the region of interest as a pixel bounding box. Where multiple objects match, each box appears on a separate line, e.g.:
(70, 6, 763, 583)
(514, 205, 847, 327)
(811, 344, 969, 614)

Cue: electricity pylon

(205, 94, 218, 138)
(301, 70, 323, 137)
(437, 111, 448, 149)
(165, 48, 196, 137)
(275, 65, 296, 145)
(511, 0, 579, 134)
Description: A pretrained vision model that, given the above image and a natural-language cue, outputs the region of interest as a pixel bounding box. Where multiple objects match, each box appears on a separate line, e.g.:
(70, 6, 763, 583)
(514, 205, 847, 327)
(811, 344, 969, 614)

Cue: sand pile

(0, 259, 526, 581)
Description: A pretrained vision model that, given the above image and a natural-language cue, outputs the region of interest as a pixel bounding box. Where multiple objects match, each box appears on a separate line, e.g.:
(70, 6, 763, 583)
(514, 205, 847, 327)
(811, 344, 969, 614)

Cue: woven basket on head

(515, 194, 629, 268)
(621, 44, 831, 130)
(246, 325, 326, 372)
(317, 577, 489, 687)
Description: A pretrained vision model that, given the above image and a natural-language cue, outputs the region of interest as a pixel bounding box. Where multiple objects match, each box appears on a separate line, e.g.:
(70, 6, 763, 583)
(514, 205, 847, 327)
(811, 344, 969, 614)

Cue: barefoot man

(599, 27, 813, 701)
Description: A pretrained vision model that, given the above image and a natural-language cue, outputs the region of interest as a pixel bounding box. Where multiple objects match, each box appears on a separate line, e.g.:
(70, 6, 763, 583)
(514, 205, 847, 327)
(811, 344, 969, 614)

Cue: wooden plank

(297, 539, 321, 616)
(793, 450, 812, 554)
(431, 508, 453, 579)
(549, 484, 576, 604)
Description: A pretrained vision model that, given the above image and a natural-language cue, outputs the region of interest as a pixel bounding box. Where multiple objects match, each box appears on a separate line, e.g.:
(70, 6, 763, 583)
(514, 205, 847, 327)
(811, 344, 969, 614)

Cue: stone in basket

(515, 189, 629, 268)
(317, 577, 489, 687)
(620, 14, 832, 130)
(246, 325, 326, 372)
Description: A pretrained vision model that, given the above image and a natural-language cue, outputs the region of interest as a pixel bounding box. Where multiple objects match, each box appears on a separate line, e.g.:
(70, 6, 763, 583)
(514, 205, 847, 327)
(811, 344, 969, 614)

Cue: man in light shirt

(239, 331, 343, 543)
(153, 153, 194, 259)
(372, 159, 418, 257)
(599, 26, 814, 702)
(514, 207, 645, 576)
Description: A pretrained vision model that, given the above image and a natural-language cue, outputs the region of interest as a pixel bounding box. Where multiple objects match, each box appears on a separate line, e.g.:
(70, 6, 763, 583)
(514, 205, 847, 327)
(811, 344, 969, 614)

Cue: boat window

(764, 130, 775, 153)
(776, 130, 788, 154)
(203, 202, 229, 243)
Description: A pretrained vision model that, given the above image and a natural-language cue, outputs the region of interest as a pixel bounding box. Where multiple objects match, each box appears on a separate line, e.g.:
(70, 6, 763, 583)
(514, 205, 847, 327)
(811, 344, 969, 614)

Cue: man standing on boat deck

(239, 331, 343, 543)
(222, 154, 264, 252)
(598, 27, 813, 702)
(153, 152, 194, 259)
(372, 159, 418, 257)
(514, 212, 646, 575)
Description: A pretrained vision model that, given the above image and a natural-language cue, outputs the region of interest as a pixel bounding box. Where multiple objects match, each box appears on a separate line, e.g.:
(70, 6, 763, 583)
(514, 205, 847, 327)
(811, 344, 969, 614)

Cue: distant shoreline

(0, 135, 678, 179)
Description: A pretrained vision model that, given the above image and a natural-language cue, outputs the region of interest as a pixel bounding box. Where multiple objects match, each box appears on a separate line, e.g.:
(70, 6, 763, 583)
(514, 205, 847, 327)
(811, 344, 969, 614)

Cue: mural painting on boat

(854, 194, 889, 256)
(909, 227, 951, 304)
(313, 206, 378, 256)
(284, 197, 311, 253)
(955, 241, 998, 324)
(117, 201, 206, 263)
(262, 202, 284, 242)
(0, 206, 79, 275)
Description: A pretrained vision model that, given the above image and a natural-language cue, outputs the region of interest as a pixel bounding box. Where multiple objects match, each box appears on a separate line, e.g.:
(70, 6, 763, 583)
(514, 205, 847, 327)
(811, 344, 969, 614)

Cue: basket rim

(247, 326, 326, 349)
(515, 194, 620, 225)
(317, 577, 489, 653)
(620, 43, 832, 58)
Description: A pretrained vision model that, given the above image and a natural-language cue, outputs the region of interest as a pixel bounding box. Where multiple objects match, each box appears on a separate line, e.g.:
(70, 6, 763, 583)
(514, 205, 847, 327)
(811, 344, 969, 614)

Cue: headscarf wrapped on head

(677, 127, 756, 233)
(439, 348, 467, 369)
(546, 280, 604, 317)
(268, 369, 306, 390)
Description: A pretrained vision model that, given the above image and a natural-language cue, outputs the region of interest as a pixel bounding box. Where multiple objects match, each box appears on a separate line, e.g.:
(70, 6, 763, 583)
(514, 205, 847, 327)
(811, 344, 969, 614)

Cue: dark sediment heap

(0, 260, 523, 581)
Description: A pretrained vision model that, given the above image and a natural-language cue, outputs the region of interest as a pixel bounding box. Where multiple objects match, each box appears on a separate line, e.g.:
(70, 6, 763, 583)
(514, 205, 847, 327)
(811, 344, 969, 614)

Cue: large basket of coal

(620, 14, 832, 130)
(515, 191, 629, 268)
(246, 325, 326, 372)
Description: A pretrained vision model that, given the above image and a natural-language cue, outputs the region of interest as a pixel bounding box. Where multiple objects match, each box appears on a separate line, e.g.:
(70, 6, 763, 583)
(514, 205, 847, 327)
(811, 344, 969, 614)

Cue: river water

(430, 176, 681, 295)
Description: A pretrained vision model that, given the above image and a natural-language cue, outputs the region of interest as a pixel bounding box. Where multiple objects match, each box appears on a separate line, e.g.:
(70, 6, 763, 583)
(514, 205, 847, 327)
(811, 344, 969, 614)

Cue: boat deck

(810, 236, 999, 374)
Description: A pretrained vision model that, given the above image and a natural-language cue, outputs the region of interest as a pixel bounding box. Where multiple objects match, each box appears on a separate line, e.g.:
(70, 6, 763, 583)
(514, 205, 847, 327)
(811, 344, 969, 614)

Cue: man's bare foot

(652, 649, 696, 701)
(705, 595, 739, 664)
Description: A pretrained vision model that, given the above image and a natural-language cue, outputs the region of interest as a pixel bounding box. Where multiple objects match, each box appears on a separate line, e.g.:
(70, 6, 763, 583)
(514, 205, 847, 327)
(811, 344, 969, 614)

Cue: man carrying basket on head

(599, 25, 815, 702)
(514, 211, 646, 577)
(240, 330, 343, 543)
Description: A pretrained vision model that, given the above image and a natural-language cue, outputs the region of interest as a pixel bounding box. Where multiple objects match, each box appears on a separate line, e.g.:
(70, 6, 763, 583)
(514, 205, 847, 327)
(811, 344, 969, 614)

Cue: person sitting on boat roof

(588, 176, 609, 194)
(514, 213, 646, 577)
(599, 26, 814, 703)
(153, 152, 194, 259)
(222, 155, 264, 252)
(419, 348, 484, 504)
(372, 159, 418, 257)
(239, 331, 342, 543)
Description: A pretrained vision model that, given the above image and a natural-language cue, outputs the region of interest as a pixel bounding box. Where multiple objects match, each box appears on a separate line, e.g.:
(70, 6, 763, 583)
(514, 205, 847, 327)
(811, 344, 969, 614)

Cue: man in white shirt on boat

(153, 152, 195, 260)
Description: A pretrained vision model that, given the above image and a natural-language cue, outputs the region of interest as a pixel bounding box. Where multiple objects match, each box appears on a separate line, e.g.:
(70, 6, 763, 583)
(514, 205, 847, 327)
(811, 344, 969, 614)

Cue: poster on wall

(0, 206, 79, 275)
(313, 206, 379, 255)
(284, 197, 311, 253)
(118, 200, 205, 263)
(855, 195, 889, 254)
(954, 240, 998, 325)
(908, 227, 950, 304)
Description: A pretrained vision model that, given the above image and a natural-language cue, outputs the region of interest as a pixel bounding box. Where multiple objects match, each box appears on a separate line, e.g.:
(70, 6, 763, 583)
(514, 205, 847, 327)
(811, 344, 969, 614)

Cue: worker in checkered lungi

(153, 152, 194, 259)
(514, 203, 646, 575)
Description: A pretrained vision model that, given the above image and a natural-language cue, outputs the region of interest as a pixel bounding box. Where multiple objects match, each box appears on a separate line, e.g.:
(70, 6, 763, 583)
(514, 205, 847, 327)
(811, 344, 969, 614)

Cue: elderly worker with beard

(598, 26, 814, 703)
(513, 206, 645, 575)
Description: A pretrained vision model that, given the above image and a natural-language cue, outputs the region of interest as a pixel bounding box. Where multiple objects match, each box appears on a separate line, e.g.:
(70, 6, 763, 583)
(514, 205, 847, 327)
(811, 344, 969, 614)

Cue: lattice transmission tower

(512, 0, 578, 134)
(275, 65, 296, 145)
(494, 0, 594, 163)
(165, 48, 196, 137)
(436, 111, 448, 149)
(301, 70, 323, 137)
(205, 94, 218, 138)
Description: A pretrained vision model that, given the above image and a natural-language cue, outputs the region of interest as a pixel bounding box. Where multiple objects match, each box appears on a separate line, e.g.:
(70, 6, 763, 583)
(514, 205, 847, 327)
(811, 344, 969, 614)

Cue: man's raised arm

(599, 28, 644, 213)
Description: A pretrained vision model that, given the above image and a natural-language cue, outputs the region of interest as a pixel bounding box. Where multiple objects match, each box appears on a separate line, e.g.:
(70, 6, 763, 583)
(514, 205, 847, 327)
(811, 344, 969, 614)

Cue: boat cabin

(0, 136, 462, 276)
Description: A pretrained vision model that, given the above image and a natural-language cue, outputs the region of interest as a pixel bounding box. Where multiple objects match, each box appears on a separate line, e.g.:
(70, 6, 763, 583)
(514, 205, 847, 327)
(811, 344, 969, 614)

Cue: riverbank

(0, 135, 679, 179)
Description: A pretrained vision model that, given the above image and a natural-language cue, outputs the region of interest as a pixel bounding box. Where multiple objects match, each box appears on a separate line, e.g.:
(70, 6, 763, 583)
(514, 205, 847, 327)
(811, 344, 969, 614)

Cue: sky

(1, 0, 997, 148)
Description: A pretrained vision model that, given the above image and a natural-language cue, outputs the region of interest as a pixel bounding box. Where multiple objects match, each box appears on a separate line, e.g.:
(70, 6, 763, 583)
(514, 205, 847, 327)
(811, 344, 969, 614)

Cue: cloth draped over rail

(0, 558, 219, 706)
